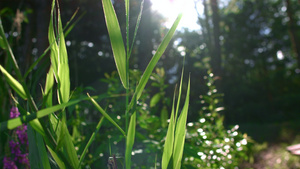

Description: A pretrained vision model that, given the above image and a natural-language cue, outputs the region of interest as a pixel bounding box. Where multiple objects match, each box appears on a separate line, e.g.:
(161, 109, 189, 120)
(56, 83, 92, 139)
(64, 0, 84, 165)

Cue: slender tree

(285, 0, 300, 68)
(210, 0, 222, 76)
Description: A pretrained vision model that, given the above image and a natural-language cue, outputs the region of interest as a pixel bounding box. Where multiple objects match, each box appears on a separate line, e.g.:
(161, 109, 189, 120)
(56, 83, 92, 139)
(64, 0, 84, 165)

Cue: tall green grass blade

(61, 124, 80, 168)
(47, 145, 66, 169)
(48, 0, 59, 81)
(28, 112, 46, 137)
(25, 8, 82, 79)
(58, 64, 70, 104)
(102, 0, 128, 89)
(175, 68, 184, 121)
(87, 93, 126, 136)
(49, 112, 80, 169)
(161, 93, 176, 169)
(44, 67, 54, 107)
(28, 125, 51, 169)
(0, 34, 5, 49)
(0, 99, 81, 131)
(173, 75, 190, 168)
(128, 0, 144, 58)
(125, 111, 136, 169)
(129, 13, 183, 108)
(55, 116, 67, 151)
(63, 8, 85, 37)
(51, 0, 70, 104)
(125, 0, 129, 55)
(77, 116, 105, 169)
(0, 65, 27, 100)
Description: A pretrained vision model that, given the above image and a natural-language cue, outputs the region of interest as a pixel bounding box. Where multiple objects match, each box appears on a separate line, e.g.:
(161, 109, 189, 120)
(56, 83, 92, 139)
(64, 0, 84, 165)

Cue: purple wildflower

(4, 107, 30, 168)
(17, 153, 30, 166)
(16, 125, 28, 144)
(9, 141, 21, 157)
(9, 107, 20, 119)
(3, 157, 17, 169)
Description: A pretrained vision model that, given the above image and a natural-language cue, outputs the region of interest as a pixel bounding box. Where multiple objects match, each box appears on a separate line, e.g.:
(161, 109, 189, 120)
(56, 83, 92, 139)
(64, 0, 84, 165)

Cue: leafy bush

(183, 70, 251, 169)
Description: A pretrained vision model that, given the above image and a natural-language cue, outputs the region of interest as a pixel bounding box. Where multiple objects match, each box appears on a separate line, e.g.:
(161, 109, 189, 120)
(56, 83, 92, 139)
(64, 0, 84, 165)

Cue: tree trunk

(210, 0, 222, 76)
(202, 0, 213, 61)
(285, 0, 300, 68)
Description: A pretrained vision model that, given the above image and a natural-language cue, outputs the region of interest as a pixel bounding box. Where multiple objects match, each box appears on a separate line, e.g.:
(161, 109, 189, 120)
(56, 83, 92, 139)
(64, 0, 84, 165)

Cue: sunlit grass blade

(102, 0, 127, 89)
(54, 0, 70, 104)
(48, 112, 80, 169)
(175, 68, 184, 120)
(125, 0, 129, 55)
(125, 111, 136, 169)
(61, 123, 80, 168)
(87, 93, 126, 136)
(44, 67, 54, 107)
(55, 116, 67, 151)
(25, 8, 82, 79)
(77, 116, 105, 169)
(0, 99, 81, 132)
(173, 75, 190, 168)
(63, 8, 85, 37)
(27, 125, 51, 169)
(161, 92, 176, 169)
(0, 65, 27, 100)
(46, 145, 66, 169)
(48, 0, 59, 80)
(128, 0, 144, 59)
(129, 13, 183, 108)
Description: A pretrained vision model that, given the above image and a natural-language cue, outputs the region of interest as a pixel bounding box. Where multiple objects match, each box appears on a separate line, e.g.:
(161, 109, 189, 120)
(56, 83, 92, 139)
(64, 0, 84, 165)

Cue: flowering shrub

(3, 107, 30, 169)
(183, 71, 251, 168)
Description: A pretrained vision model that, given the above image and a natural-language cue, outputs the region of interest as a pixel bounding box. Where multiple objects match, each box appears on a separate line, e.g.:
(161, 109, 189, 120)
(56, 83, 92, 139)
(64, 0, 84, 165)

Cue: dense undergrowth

(0, 0, 252, 168)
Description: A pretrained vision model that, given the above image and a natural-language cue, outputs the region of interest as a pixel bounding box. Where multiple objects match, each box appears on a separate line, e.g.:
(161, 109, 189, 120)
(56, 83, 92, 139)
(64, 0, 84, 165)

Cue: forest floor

(237, 120, 300, 169)
(242, 143, 300, 169)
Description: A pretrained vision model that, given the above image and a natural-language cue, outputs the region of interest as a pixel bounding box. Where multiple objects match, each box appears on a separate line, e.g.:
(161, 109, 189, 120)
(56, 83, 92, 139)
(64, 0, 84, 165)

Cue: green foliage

(183, 70, 251, 168)
(0, 0, 186, 168)
(102, 0, 127, 89)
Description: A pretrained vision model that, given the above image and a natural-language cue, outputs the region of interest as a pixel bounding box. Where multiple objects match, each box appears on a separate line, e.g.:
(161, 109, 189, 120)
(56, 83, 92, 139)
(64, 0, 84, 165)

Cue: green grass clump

(0, 0, 189, 168)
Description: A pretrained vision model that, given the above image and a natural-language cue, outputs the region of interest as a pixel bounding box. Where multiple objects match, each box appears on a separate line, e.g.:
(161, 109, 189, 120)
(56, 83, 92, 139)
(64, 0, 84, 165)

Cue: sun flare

(151, 0, 202, 30)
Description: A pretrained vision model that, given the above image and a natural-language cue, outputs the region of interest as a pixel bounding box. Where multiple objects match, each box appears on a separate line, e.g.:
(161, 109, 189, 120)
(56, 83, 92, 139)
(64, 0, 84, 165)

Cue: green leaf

(0, 35, 6, 49)
(77, 116, 105, 169)
(58, 63, 70, 104)
(0, 99, 81, 132)
(28, 124, 51, 169)
(175, 68, 184, 121)
(129, 13, 183, 108)
(161, 106, 168, 128)
(173, 76, 190, 168)
(62, 125, 80, 169)
(87, 93, 126, 136)
(150, 93, 161, 107)
(161, 94, 176, 169)
(125, 111, 136, 169)
(57, 3, 70, 104)
(47, 145, 66, 169)
(0, 65, 27, 100)
(44, 67, 54, 107)
(48, 0, 59, 81)
(49, 113, 80, 169)
(102, 0, 128, 89)
(25, 7, 82, 79)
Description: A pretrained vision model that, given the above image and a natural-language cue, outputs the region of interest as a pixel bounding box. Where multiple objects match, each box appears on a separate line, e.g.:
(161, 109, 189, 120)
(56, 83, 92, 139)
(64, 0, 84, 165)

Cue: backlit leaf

(102, 0, 127, 89)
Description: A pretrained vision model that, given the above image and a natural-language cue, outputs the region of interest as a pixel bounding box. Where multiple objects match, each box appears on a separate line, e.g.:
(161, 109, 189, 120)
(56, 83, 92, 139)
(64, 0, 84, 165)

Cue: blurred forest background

(1, 0, 300, 168)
